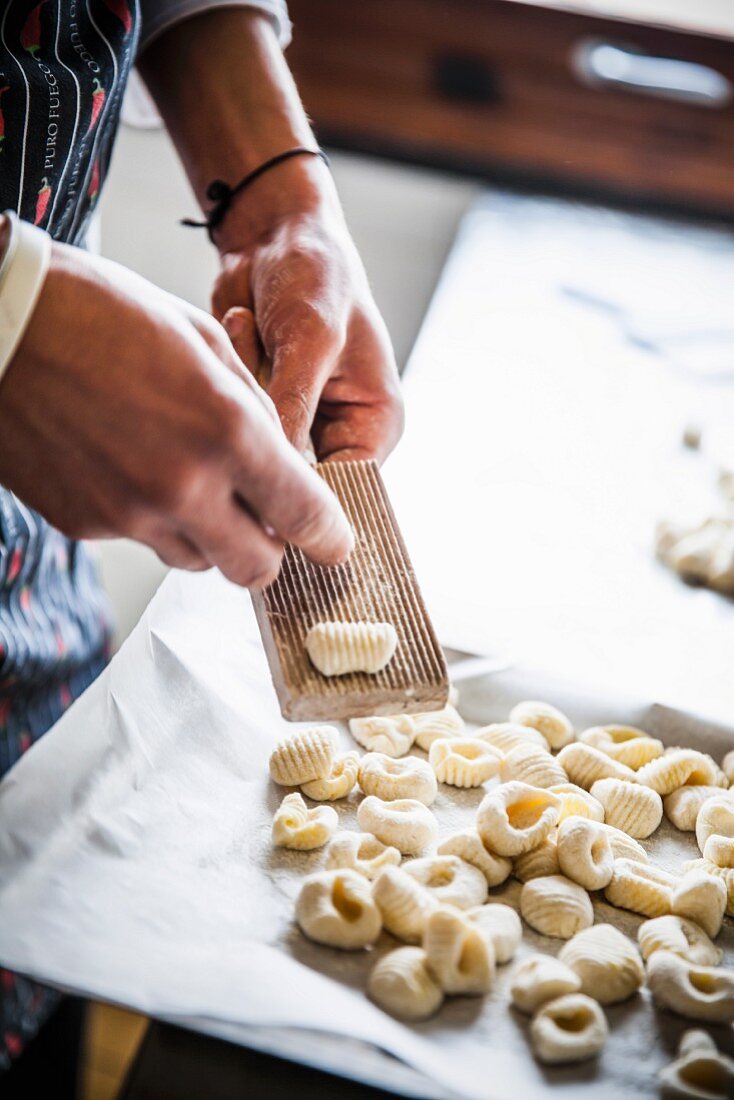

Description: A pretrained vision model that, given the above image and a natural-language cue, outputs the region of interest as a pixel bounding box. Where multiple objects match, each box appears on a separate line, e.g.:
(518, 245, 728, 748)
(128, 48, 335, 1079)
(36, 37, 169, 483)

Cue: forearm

(138, 8, 337, 253)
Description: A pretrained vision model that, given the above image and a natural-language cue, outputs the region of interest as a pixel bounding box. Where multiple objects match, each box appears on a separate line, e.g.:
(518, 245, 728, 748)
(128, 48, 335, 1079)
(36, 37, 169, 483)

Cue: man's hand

(0, 242, 352, 586)
(138, 9, 404, 466)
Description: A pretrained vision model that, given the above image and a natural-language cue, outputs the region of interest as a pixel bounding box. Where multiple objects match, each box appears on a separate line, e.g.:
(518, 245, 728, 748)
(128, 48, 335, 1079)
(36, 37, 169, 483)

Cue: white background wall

(97, 123, 479, 643)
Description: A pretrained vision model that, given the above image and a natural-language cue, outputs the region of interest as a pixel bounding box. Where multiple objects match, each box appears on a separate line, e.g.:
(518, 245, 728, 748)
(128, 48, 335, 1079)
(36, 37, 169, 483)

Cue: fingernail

(223, 308, 245, 338)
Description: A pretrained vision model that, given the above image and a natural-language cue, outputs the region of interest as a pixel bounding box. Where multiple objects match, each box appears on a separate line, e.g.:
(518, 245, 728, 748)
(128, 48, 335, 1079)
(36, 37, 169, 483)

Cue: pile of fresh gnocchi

(268, 696, 734, 1092)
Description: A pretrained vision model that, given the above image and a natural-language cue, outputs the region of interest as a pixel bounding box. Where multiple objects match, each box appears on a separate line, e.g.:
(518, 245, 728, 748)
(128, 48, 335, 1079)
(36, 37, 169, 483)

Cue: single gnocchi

(510, 954, 581, 1014)
(683, 859, 734, 918)
(599, 823, 649, 864)
(372, 866, 436, 943)
(637, 749, 723, 796)
(696, 795, 734, 853)
(301, 751, 360, 801)
(658, 1030, 734, 1100)
(671, 868, 726, 938)
(467, 902, 522, 964)
(549, 783, 604, 824)
(437, 829, 512, 887)
(604, 858, 675, 918)
(305, 620, 398, 676)
(529, 994, 608, 1065)
(590, 777, 663, 838)
(513, 834, 560, 883)
(357, 796, 438, 856)
(402, 855, 488, 910)
(325, 831, 401, 880)
(703, 833, 734, 868)
(412, 704, 465, 751)
(271, 793, 338, 850)
(368, 946, 443, 1020)
(348, 714, 415, 758)
(475, 721, 549, 755)
(579, 725, 663, 770)
(556, 817, 614, 891)
(508, 700, 575, 750)
(519, 874, 593, 940)
(358, 752, 437, 806)
(556, 742, 637, 790)
(423, 906, 495, 995)
(638, 915, 722, 968)
(559, 923, 644, 1004)
(268, 725, 338, 787)
(296, 869, 382, 948)
(646, 951, 734, 1023)
(499, 743, 567, 789)
(664, 786, 725, 832)
(429, 737, 502, 788)
(476, 782, 561, 857)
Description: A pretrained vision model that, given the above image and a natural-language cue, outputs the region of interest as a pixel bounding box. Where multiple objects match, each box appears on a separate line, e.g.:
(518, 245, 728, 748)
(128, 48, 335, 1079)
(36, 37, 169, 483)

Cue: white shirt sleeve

(138, 1, 292, 53)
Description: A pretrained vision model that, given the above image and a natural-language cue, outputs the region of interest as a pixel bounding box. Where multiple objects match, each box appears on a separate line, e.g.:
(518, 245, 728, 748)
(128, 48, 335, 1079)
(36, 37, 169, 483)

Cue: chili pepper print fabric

(0, 0, 139, 1073)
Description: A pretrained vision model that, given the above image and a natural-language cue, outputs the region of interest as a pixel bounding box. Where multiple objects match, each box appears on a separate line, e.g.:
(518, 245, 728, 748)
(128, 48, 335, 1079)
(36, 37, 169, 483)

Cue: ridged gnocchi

(671, 868, 726, 938)
(358, 752, 437, 806)
(513, 834, 561, 883)
(637, 749, 723, 796)
(520, 874, 594, 939)
(429, 737, 502, 788)
(372, 865, 436, 943)
(348, 714, 415, 758)
(682, 859, 734, 918)
(508, 700, 575, 750)
(530, 993, 608, 1065)
(272, 793, 338, 850)
(604, 858, 675, 918)
(664, 786, 725, 832)
(402, 855, 488, 910)
(579, 725, 663, 770)
(556, 817, 614, 891)
(357, 796, 438, 856)
(368, 946, 443, 1020)
(646, 951, 734, 1023)
(467, 902, 522, 964)
(696, 795, 734, 853)
(412, 704, 465, 751)
(590, 777, 663, 838)
(296, 869, 382, 948)
(269, 725, 338, 787)
(475, 721, 549, 755)
(305, 620, 398, 676)
(510, 954, 581, 1014)
(477, 782, 561, 857)
(301, 751, 360, 801)
(325, 831, 401, 880)
(638, 915, 722, 968)
(658, 1030, 734, 1100)
(549, 783, 604, 823)
(599, 823, 649, 864)
(500, 743, 567, 789)
(437, 829, 512, 887)
(559, 923, 644, 1004)
(556, 742, 637, 789)
(423, 906, 495, 995)
(703, 833, 734, 868)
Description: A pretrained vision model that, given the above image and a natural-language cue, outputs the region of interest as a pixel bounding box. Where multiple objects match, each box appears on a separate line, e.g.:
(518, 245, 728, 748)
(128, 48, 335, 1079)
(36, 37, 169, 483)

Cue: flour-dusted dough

(590, 777, 663, 838)
(368, 946, 443, 1020)
(437, 829, 512, 887)
(549, 783, 605, 823)
(646, 951, 734, 1023)
(467, 902, 522, 964)
(696, 795, 734, 852)
(671, 868, 726, 938)
(508, 700, 575, 750)
(499, 743, 567, 789)
(348, 714, 415, 758)
(513, 834, 561, 883)
(556, 817, 614, 891)
(530, 994, 608, 1065)
(402, 855, 488, 910)
(556, 742, 637, 789)
(325, 831, 401, 880)
(424, 906, 495, 995)
(357, 796, 438, 856)
(638, 915, 723, 968)
(296, 868, 382, 948)
(372, 866, 436, 943)
(474, 722, 549, 755)
(268, 725, 338, 787)
(358, 752, 437, 806)
(658, 1029, 734, 1099)
(510, 954, 581, 1014)
(301, 751, 360, 801)
(599, 823, 649, 863)
(664, 786, 728, 832)
(604, 858, 675, 918)
(559, 923, 644, 1005)
(305, 620, 398, 676)
(520, 875, 593, 940)
(579, 725, 663, 770)
(412, 704, 465, 752)
(271, 793, 338, 850)
(429, 737, 502, 788)
(637, 749, 724, 796)
(476, 782, 561, 857)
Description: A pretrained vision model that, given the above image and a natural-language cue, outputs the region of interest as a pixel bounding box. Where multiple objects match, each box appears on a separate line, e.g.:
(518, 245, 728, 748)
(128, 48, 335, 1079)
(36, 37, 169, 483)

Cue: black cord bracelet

(181, 147, 330, 243)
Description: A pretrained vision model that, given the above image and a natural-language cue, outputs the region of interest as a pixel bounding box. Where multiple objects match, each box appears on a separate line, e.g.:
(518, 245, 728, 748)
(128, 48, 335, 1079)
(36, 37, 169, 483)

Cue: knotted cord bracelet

(181, 146, 330, 243)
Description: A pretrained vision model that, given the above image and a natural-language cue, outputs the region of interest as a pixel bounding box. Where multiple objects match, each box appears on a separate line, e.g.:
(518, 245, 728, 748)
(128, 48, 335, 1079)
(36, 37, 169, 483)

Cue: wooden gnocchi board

(251, 459, 449, 721)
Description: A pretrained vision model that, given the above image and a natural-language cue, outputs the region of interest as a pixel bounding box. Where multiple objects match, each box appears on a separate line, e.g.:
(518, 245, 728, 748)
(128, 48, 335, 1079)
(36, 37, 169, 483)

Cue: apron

(0, 0, 140, 1068)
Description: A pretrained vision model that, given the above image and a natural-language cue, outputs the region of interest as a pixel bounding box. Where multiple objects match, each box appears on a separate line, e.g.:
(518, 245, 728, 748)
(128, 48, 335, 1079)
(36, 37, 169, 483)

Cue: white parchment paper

(1, 568, 733, 1099)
